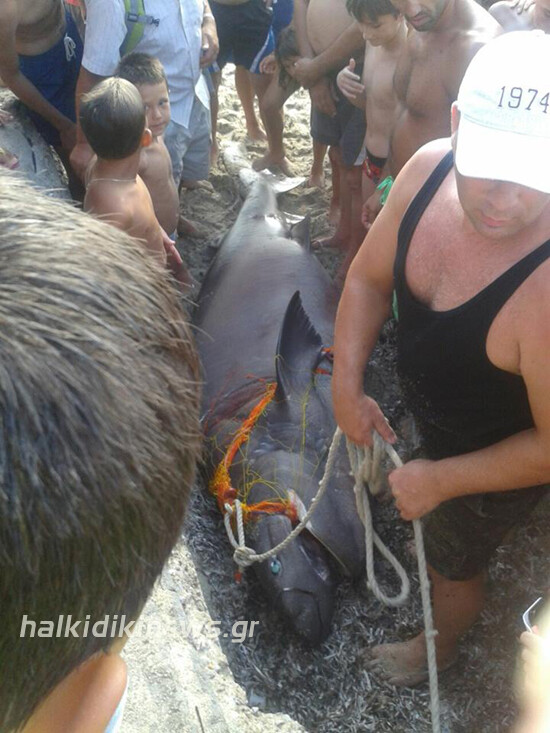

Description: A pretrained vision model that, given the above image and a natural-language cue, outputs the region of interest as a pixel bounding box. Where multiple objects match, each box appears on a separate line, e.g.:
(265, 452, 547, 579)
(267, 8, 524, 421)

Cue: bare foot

(367, 634, 457, 687)
(307, 170, 325, 188)
(246, 124, 267, 143)
(179, 179, 213, 192)
(252, 153, 295, 176)
(177, 215, 207, 238)
(0, 147, 19, 170)
(312, 233, 346, 251)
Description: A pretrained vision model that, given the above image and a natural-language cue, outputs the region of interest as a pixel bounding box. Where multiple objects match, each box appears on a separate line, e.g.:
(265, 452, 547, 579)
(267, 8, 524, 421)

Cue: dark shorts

(310, 84, 366, 167)
(250, 0, 293, 73)
(423, 485, 549, 581)
(18, 10, 83, 147)
(211, 0, 273, 71)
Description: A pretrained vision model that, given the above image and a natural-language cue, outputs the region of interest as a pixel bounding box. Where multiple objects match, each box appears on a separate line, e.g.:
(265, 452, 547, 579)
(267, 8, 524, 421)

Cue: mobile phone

(522, 597, 543, 632)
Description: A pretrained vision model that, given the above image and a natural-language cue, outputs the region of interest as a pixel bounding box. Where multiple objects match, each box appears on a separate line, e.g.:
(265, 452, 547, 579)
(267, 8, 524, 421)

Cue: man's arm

(332, 148, 433, 446)
(70, 67, 107, 179)
(200, 0, 219, 68)
(0, 1, 75, 147)
(292, 0, 315, 58)
(293, 22, 365, 89)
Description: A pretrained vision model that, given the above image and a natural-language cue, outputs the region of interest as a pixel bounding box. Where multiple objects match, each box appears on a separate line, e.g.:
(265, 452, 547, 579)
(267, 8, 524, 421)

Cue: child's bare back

(84, 168, 166, 265)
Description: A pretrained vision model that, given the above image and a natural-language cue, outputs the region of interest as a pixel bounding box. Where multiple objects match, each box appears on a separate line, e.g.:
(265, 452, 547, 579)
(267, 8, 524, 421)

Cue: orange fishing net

(209, 381, 298, 525)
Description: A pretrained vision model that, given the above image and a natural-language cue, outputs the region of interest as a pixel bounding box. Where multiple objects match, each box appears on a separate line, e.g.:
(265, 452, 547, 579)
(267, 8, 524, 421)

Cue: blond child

(81, 77, 168, 267)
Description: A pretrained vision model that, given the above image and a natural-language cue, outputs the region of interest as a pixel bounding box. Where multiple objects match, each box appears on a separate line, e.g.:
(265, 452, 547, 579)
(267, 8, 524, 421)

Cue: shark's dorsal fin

(289, 216, 311, 252)
(275, 291, 323, 401)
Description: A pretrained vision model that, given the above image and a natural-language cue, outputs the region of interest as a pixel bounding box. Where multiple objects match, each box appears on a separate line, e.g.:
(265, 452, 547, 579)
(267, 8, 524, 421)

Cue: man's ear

(450, 102, 460, 135)
(141, 128, 153, 148)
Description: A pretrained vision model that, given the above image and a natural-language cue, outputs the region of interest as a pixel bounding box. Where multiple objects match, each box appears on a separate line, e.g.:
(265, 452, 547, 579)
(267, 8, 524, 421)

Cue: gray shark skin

(194, 180, 365, 644)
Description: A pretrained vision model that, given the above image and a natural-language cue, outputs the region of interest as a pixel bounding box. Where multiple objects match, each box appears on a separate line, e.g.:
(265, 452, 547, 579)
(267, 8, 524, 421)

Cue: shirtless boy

(333, 31, 550, 687)
(293, 0, 366, 279)
(490, 0, 550, 32)
(0, 0, 83, 186)
(337, 0, 406, 226)
(81, 77, 167, 265)
(117, 53, 180, 238)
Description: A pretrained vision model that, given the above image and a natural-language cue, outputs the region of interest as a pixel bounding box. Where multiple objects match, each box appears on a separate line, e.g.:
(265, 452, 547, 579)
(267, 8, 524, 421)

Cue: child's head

(275, 27, 301, 90)
(346, 0, 401, 46)
(0, 169, 201, 732)
(80, 77, 146, 160)
(117, 53, 171, 139)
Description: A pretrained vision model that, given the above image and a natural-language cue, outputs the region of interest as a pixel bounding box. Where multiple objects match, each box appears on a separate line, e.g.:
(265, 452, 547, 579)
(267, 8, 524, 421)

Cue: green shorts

(422, 485, 548, 581)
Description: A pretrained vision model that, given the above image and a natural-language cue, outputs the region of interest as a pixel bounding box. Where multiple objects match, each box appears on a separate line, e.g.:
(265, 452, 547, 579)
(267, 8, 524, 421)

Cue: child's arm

(336, 59, 366, 109)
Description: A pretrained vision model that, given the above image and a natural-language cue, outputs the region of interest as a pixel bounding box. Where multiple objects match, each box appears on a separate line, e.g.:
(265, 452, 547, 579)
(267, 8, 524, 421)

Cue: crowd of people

(0, 0, 550, 731)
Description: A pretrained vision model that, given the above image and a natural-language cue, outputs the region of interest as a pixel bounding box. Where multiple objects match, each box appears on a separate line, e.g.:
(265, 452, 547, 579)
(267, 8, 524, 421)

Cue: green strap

(120, 0, 146, 56)
(376, 176, 394, 206)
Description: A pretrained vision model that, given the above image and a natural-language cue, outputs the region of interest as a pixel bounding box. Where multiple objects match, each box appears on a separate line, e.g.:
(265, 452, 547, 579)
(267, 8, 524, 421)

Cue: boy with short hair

(0, 167, 200, 733)
(81, 76, 193, 290)
(337, 0, 406, 228)
(81, 76, 166, 265)
(116, 53, 180, 238)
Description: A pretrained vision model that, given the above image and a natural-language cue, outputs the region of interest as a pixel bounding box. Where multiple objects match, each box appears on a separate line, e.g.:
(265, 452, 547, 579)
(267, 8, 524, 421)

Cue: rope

(222, 421, 343, 570)
(345, 429, 440, 733)
(220, 419, 440, 732)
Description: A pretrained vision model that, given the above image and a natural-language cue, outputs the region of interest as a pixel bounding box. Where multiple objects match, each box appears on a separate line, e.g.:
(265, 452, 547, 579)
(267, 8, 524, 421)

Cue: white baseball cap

(455, 31, 550, 194)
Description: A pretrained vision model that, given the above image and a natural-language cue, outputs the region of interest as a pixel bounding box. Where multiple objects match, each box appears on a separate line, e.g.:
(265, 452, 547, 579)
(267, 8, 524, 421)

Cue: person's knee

(328, 145, 342, 166)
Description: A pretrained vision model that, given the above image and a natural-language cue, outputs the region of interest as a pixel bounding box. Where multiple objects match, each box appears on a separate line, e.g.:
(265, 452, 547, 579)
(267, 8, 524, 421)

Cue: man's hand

(336, 59, 365, 104)
(70, 141, 94, 182)
(388, 459, 443, 520)
(334, 392, 396, 448)
(293, 57, 322, 89)
(309, 78, 337, 117)
(259, 52, 277, 75)
(200, 28, 219, 68)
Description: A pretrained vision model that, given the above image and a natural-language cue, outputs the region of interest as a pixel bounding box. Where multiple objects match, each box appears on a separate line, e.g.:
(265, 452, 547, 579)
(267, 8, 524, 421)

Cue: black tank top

(394, 150, 550, 460)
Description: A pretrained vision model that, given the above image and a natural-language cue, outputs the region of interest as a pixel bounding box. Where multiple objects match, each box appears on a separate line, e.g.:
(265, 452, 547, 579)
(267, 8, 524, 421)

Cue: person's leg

(235, 66, 266, 141)
(336, 164, 365, 282)
(252, 71, 295, 175)
(368, 567, 485, 686)
(208, 69, 220, 167)
(314, 146, 349, 251)
(177, 98, 211, 237)
(309, 140, 327, 189)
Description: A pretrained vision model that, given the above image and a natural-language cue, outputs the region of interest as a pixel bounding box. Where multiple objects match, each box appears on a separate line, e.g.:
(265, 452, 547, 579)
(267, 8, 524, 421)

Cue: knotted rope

(221, 425, 440, 733)
(346, 429, 440, 733)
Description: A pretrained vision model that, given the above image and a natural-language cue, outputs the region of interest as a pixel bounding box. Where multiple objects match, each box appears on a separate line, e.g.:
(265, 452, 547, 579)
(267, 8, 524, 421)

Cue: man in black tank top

(333, 32, 550, 687)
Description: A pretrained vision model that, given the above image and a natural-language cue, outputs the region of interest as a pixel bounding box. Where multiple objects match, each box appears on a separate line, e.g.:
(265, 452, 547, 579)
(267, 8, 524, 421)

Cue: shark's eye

(270, 557, 281, 575)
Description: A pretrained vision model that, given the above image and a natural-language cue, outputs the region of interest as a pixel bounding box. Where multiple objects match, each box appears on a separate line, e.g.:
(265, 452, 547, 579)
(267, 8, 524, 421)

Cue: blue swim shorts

(18, 10, 83, 147)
